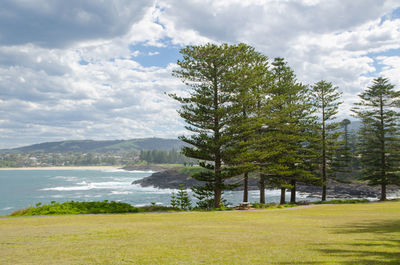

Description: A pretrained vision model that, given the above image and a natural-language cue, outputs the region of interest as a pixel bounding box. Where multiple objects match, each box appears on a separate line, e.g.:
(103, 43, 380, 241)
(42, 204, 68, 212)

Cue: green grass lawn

(1, 202, 399, 264)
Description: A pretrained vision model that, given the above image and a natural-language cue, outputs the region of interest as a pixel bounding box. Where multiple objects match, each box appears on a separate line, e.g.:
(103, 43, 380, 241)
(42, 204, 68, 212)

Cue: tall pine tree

(170, 43, 244, 208)
(352, 77, 400, 201)
(311, 80, 342, 201)
(224, 45, 271, 203)
(257, 58, 317, 204)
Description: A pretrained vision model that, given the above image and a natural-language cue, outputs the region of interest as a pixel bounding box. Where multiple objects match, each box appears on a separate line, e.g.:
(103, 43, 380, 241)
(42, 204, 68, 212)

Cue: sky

(0, 0, 400, 149)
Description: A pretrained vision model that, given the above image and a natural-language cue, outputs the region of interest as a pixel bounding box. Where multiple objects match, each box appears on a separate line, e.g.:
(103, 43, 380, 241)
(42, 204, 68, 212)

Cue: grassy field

(1, 202, 399, 264)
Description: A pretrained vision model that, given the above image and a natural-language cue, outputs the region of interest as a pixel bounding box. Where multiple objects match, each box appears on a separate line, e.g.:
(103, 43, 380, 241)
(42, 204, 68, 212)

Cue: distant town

(0, 138, 194, 167)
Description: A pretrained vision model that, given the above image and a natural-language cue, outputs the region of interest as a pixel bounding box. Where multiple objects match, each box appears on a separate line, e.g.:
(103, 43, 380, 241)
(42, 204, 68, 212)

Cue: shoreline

(0, 166, 123, 170)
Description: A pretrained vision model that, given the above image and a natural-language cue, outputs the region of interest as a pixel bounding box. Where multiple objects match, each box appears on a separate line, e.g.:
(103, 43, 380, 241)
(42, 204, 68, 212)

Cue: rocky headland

(130, 167, 400, 199)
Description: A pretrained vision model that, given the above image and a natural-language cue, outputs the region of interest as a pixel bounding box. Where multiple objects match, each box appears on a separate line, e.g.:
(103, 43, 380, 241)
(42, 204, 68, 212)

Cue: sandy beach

(0, 166, 123, 170)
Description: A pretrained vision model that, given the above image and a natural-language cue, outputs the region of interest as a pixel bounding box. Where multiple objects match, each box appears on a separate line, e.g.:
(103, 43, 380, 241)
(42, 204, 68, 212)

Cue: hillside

(1, 138, 185, 153)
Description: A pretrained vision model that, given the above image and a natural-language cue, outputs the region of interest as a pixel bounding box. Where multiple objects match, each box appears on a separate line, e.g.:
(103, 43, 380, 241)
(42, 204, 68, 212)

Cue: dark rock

(132, 168, 202, 189)
(131, 167, 400, 199)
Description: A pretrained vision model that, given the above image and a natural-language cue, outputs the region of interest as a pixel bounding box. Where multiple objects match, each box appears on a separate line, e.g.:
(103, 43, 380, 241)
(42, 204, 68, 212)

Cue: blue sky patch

(79, 59, 89, 65)
(129, 41, 183, 67)
(366, 48, 400, 76)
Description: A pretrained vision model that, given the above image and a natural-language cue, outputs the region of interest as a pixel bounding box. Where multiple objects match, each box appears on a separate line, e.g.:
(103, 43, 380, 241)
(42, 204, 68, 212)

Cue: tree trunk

(212, 64, 222, 209)
(259, 173, 265, 204)
(379, 94, 386, 202)
(280, 187, 286, 204)
(213, 183, 222, 208)
(243, 172, 248, 203)
(213, 157, 222, 208)
(322, 97, 327, 202)
(381, 183, 387, 201)
(322, 183, 327, 201)
(290, 179, 296, 203)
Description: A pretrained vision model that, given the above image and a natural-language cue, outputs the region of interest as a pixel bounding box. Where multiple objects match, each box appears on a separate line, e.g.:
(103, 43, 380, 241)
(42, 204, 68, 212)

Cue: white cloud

(0, 0, 400, 148)
(0, 0, 151, 48)
(376, 56, 400, 85)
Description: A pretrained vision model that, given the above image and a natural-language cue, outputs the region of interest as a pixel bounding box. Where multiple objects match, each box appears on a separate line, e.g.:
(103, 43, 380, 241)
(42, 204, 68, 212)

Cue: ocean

(0, 168, 311, 215)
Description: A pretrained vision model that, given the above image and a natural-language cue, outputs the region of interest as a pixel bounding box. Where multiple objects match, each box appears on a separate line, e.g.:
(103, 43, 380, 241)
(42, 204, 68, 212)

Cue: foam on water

(129, 184, 175, 194)
(51, 176, 79, 182)
(110, 191, 133, 195)
(100, 168, 127, 173)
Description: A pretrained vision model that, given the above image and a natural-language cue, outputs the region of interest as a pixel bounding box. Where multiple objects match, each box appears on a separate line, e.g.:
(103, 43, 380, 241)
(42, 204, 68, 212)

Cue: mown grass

(1, 202, 399, 264)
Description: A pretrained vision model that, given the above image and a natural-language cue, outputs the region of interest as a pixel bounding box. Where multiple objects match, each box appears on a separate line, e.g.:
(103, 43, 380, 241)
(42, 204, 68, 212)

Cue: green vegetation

(171, 43, 399, 206)
(9, 201, 179, 217)
(170, 185, 192, 210)
(177, 166, 206, 175)
(139, 149, 195, 165)
(171, 43, 257, 207)
(311, 80, 342, 201)
(352, 77, 400, 201)
(257, 57, 318, 204)
(1, 202, 399, 264)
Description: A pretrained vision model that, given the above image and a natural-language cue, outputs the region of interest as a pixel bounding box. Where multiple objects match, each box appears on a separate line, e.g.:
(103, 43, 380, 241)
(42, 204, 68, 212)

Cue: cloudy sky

(0, 0, 399, 149)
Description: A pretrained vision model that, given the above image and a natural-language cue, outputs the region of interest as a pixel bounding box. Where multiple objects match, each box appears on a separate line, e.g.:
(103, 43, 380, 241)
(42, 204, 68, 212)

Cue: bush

(10, 201, 183, 217)
(170, 184, 192, 210)
(10, 201, 140, 216)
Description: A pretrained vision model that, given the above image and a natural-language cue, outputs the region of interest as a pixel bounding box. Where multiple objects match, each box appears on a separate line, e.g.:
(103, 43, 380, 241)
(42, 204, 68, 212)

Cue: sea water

(0, 168, 312, 215)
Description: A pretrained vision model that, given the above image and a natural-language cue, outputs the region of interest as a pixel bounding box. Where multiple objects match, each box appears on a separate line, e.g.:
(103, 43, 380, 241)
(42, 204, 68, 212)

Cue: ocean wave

(129, 184, 175, 194)
(41, 186, 93, 191)
(100, 168, 126, 173)
(134, 202, 164, 207)
(41, 179, 166, 193)
(1, 207, 13, 211)
(110, 191, 133, 195)
(42, 180, 137, 192)
(51, 176, 79, 182)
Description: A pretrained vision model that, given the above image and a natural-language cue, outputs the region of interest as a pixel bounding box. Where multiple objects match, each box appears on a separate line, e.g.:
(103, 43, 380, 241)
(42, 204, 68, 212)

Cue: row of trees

(171, 43, 400, 208)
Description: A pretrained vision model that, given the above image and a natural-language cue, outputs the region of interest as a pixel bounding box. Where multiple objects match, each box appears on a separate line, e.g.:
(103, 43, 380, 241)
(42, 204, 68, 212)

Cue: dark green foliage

(311, 80, 342, 201)
(11, 201, 140, 216)
(191, 182, 215, 210)
(10, 201, 180, 216)
(171, 43, 254, 208)
(255, 58, 318, 204)
(170, 184, 192, 210)
(224, 46, 271, 203)
(352, 77, 400, 200)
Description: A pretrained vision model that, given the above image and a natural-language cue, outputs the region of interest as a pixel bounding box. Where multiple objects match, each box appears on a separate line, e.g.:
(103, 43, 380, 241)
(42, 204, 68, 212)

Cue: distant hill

(1, 138, 186, 154)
